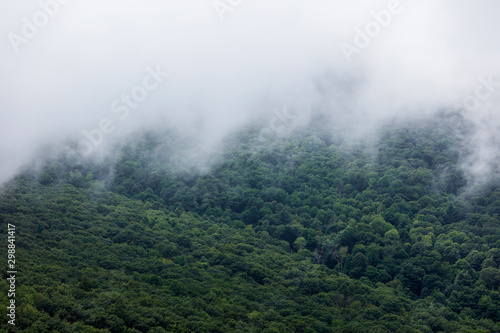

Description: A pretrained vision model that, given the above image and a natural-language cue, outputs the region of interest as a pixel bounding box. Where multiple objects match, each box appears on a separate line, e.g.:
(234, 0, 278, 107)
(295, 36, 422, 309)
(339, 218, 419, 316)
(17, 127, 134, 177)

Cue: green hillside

(1, 113, 499, 332)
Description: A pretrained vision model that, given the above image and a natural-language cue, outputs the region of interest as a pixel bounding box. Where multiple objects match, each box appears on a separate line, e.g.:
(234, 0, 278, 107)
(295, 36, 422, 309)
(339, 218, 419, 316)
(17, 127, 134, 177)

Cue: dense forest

(1, 112, 499, 332)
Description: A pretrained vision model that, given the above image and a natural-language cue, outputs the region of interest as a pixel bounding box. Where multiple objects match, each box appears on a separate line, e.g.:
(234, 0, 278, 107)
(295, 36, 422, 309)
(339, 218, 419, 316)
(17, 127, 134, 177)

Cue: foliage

(1, 113, 499, 332)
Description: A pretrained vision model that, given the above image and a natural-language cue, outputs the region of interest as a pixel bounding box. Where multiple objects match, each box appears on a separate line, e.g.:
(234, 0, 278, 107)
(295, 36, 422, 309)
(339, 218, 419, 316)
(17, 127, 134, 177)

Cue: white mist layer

(1, 0, 499, 185)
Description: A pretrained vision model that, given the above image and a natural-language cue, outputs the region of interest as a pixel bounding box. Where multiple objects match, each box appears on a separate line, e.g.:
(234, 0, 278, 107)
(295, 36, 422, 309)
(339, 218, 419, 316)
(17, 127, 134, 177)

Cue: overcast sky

(1, 0, 500, 185)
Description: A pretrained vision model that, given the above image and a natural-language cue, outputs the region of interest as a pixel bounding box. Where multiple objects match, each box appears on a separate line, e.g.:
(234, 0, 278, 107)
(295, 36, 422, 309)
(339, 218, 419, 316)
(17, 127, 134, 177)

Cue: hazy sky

(1, 0, 500, 185)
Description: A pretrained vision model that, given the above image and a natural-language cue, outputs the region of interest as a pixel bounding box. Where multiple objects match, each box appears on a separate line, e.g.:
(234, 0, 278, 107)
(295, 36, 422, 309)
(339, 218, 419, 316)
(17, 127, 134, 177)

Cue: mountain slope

(1, 113, 499, 332)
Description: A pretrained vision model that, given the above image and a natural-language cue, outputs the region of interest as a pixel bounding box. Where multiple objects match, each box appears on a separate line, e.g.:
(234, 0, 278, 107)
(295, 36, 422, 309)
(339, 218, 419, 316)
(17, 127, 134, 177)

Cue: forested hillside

(1, 113, 499, 332)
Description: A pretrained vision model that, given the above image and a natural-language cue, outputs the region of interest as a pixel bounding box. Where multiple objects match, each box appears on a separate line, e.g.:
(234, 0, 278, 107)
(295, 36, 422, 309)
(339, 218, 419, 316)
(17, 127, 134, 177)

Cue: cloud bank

(1, 0, 499, 185)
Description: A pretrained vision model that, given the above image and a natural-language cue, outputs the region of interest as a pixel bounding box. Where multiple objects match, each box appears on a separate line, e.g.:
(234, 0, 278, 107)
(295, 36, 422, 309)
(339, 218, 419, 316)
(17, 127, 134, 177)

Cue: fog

(1, 0, 499, 186)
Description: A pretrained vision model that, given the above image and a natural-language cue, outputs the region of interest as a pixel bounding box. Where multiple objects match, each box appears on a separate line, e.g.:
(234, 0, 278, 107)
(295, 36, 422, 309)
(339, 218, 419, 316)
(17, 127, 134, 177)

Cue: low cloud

(1, 0, 499, 185)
